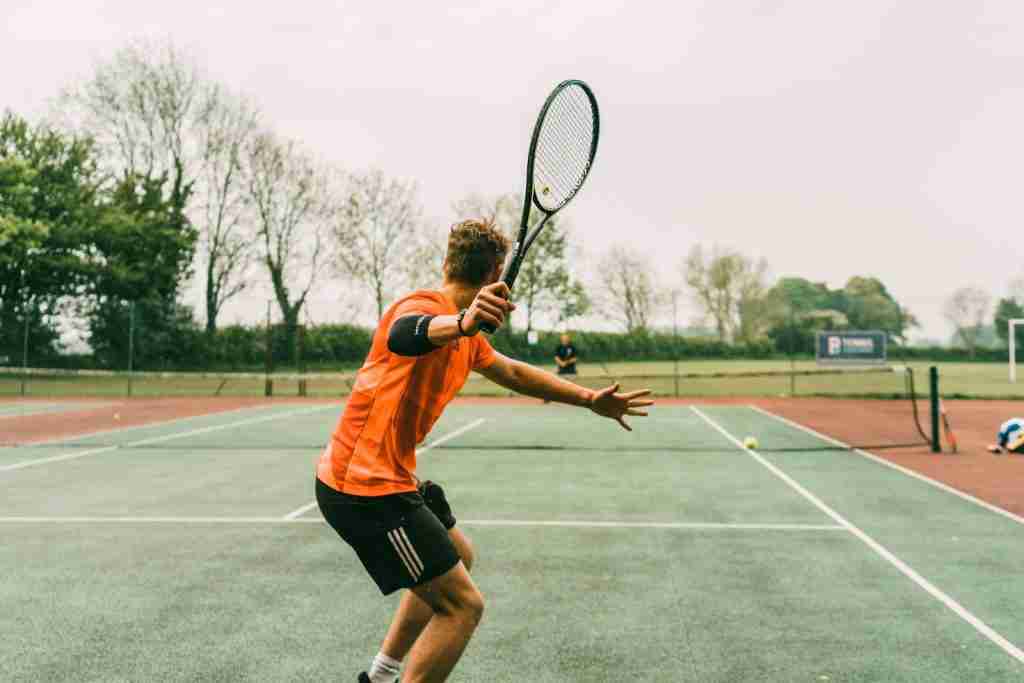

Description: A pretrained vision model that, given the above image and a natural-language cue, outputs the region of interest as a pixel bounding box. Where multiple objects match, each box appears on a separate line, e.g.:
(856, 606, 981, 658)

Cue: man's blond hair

(444, 217, 510, 286)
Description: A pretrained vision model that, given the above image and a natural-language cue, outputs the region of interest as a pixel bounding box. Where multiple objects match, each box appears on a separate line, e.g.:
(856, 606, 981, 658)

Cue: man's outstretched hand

(588, 383, 654, 431)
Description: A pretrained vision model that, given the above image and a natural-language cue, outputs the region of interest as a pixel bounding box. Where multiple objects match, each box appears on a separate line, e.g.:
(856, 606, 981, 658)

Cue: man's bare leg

(399, 558, 484, 683)
(374, 529, 475, 675)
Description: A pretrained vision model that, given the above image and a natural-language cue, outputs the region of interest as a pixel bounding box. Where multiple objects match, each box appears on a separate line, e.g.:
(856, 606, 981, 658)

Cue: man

(988, 417, 1024, 454)
(554, 333, 578, 376)
(316, 218, 653, 683)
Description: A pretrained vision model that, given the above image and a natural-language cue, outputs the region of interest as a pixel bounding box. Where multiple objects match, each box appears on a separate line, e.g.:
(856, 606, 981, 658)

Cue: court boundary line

(6, 402, 296, 448)
(281, 417, 489, 520)
(0, 516, 845, 530)
(692, 406, 1024, 665)
(749, 404, 1024, 528)
(0, 404, 335, 473)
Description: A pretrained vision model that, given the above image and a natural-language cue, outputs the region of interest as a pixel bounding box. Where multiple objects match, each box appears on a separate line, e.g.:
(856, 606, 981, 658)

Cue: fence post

(21, 300, 30, 397)
(297, 323, 307, 397)
(264, 300, 273, 397)
(929, 366, 941, 453)
(671, 291, 679, 398)
(127, 301, 135, 397)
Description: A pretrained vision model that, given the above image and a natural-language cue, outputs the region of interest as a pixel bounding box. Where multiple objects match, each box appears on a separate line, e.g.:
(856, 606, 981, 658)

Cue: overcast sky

(5, 0, 1024, 341)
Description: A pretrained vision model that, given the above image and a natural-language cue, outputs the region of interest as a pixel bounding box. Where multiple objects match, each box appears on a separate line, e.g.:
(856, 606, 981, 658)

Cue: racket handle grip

(477, 260, 518, 335)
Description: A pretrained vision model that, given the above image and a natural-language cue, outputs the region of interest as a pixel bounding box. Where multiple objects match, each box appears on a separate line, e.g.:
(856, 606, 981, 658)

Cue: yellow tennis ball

(743, 436, 759, 450)
(113, 413, 120, 420)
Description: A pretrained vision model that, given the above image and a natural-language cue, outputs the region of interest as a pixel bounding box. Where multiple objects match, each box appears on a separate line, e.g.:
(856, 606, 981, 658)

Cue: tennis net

(2, 365, 938, 454)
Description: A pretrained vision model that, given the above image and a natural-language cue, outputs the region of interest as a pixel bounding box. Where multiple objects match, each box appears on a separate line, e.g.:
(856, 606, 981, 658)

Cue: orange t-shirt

(317, 290, 497, 496)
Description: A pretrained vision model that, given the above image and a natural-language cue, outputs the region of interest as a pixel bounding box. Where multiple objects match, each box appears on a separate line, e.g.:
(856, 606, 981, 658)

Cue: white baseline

(0, 516, 843, 531)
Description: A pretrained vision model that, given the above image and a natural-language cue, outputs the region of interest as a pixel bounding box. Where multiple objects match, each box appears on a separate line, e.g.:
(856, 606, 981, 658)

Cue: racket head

(527, 80, 600, 215)
(483, 80, 599, 332)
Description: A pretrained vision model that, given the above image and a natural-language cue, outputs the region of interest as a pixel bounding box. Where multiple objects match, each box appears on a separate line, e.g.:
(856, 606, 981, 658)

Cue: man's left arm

(477, 352, 652, 430)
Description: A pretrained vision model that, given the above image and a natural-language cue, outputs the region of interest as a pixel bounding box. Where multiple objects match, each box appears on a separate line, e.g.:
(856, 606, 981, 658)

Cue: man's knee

(456, 586, 485, 624)
(417, 566, 484, 624)
(449, 528, 475, 573)
(438, 583, 484, 622)
(459, 538, 475, 572)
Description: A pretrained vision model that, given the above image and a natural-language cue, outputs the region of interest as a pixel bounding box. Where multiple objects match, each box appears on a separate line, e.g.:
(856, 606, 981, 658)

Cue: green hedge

(489, 329, 777, 364)
(17, 321, 1016, 372)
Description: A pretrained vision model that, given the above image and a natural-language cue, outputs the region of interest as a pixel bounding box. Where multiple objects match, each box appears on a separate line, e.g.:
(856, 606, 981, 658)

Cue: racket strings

(533, 84, 597, 211)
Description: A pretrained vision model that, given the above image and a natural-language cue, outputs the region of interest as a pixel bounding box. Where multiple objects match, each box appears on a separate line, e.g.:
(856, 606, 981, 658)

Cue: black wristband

(457, 309, 477, 337)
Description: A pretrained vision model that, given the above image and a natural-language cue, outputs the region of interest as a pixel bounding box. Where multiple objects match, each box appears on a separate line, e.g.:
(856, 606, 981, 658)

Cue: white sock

(368, 652, 402, 682)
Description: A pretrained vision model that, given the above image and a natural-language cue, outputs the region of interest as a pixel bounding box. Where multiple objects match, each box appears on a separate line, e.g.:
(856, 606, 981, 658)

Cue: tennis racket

(480, 79, 600, 333)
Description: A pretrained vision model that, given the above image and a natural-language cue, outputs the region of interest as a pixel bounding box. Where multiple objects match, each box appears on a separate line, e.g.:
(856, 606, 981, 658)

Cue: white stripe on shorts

(388, 529, 419, 580)
(397, 527, 425, 575)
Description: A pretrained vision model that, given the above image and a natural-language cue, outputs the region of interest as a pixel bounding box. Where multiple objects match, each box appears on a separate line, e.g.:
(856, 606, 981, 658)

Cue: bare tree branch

(944, 286, 991, 358)
(245, 131, 331, 338)
(333, 169, 425, 320)
(598, 245, 658, 333)
(683, 245, 771, 343)
(196, 89, 261, 331)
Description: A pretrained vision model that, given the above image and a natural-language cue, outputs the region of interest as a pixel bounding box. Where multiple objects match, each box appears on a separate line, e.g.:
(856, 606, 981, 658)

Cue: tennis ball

(742, 436, 759, 450)
(113, 413, 120, 420)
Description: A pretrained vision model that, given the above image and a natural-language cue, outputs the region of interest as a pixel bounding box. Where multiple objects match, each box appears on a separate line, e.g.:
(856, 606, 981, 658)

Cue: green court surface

(2, 402, 1023, 681)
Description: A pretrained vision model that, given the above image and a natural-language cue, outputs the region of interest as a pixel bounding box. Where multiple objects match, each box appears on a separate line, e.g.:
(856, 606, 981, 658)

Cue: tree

(452, 193, 589, 331)
(86, 173, 198, 368)
(0, 112, 104, 360)
(246, 132, 330, 351)
(333, 169, 424, 320)
(62, 39, 254, 334)
(61, 39, 212, 215)
(557, 280, 591, 329)
(683, 245, 770, 342)
(195, 89, 260, 332)
(842, 276, 913, 341)
(994, 298, 1024, 349)
(944, 287, 991, 358)
(598, 245, 658, 333)
(1010, 276, 1024, 305)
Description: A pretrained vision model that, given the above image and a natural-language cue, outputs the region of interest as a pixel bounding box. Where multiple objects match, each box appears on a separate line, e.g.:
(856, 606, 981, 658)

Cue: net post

(929, 366, 941, 453)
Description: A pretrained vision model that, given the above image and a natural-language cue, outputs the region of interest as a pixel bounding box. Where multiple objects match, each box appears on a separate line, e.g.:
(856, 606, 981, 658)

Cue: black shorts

(557, 366, 577, 375)
(316, 479, 461, 595)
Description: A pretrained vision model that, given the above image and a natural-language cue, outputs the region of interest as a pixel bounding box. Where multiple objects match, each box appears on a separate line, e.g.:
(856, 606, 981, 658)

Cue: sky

(4, 0, 1024, 342)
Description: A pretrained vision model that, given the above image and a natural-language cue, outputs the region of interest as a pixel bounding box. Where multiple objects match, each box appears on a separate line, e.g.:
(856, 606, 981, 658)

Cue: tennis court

(2, 398, 1023, 681)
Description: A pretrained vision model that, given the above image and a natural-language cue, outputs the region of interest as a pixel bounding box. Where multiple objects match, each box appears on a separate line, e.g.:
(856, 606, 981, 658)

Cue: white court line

(749, 404, 1024, 529)
(458, 520, 844, 531)
(691, 406, 1024, 666)
(10, 402, 285, 447)
(0, 516, 843, 530)
(281, 417, 488, 520)
(0, 404, 335, 473)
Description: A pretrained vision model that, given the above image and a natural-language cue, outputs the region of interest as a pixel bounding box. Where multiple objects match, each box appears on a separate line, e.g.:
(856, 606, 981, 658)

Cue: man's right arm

(386, 283, 514, 356)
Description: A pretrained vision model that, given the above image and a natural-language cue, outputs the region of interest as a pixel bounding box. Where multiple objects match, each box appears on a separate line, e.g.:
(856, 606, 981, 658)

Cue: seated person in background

(988, 417, 1024, 454)
(554, 333, 578, 376)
